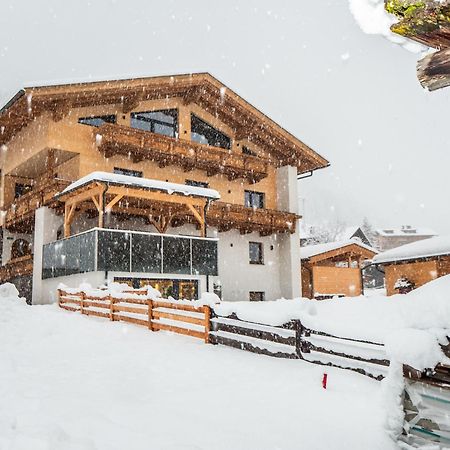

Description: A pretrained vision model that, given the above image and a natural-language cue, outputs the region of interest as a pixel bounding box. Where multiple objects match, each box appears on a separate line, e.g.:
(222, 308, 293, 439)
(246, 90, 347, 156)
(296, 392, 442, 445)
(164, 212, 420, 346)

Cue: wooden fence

(58, 289, 211, 342)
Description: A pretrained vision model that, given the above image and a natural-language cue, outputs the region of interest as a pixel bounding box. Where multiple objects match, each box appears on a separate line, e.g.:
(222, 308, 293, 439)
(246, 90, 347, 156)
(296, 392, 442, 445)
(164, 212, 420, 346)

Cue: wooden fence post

(109, 295, 115, 321)
(57, 289, 61, 308)
(148, 299, 154, 331)
(204, 306, 211, 344)
(80, 292, 85, 315)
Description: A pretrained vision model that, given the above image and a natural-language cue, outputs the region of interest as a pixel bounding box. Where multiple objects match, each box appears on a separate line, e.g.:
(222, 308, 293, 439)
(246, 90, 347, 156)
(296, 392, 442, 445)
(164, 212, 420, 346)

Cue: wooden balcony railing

(0, 254, 33, 283)
(95, 124, 269, 183)
(3, 177, 71, 232)
(207, 202, 299, 235)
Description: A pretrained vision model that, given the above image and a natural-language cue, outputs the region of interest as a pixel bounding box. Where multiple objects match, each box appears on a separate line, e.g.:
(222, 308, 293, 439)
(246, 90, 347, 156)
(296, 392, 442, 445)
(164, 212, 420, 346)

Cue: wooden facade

(0, 73, 328, 301)
(301, 242, 377, 299)
(383, 255, 450, 296)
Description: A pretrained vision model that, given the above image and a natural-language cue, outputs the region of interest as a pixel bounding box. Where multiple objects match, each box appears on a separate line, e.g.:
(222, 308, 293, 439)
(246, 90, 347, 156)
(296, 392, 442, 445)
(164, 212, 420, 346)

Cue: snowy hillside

(0, 289, 398, 450)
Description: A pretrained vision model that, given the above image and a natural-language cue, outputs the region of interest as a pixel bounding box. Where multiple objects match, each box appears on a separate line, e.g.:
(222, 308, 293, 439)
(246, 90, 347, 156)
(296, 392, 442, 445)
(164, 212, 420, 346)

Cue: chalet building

(374, 226, 436, 252)
(300, 239, 377, 299)
(0, 73, 329, 304)
(373, 236, 450, 296)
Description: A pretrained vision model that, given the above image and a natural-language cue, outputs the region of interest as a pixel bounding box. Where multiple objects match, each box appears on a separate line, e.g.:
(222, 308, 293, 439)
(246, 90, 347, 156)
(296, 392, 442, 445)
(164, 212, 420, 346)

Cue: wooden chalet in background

(385, 0, 450, 90)
(0, 73, 329, 303)
(373, 235, 450, 295)
(300, 239, 377, 299)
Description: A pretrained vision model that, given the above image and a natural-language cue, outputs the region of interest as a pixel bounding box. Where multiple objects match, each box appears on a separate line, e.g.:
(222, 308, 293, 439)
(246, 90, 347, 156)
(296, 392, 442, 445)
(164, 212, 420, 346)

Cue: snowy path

(0, 300, 398, 450)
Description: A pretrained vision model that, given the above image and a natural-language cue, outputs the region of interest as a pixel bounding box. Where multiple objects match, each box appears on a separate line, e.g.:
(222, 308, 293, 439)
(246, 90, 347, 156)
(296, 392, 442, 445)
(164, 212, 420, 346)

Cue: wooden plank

(204, 306, 211, 344)
(59, 304, 80, 312)
(113, 304, 148, 315)
(119, 315, 152, 327)
(83, 300, 110, 309)
(213, 322, 296, 346)
(83, 309, 110, 319)
(152, 301, 204, 313)
(209, 334, 298, 359)
(152, 322, 205, 339)
(417, 47, 450, 91)
(60, 297, 82, 306)
(153, 310, 205, 326)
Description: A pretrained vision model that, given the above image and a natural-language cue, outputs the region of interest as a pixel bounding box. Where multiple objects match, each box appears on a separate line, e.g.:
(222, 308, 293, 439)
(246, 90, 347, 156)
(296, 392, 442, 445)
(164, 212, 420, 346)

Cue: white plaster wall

(32, 207, 63, 304)
(276, 165, 301, 299)
(217, 229, 282, 302)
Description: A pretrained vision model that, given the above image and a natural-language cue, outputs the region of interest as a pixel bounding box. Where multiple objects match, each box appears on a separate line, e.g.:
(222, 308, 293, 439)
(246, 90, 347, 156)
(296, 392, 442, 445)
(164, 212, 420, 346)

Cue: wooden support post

(204, 306, 211, 344)
(57, 289, 61, 308)
(98, 192, 104, 228)
(148, 299, 154, 331)
(109, 295, 115, 321)
(80, 292, 85, 315)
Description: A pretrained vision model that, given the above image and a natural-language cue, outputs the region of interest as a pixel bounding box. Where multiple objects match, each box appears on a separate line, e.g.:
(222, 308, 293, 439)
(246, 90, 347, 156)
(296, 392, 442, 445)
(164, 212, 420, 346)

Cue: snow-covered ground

(0, 292, 397, 450)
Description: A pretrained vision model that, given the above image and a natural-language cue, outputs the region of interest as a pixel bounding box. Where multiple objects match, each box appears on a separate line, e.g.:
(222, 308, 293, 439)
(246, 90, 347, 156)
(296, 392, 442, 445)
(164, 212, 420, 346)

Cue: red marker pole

(322, 373, 328, 389)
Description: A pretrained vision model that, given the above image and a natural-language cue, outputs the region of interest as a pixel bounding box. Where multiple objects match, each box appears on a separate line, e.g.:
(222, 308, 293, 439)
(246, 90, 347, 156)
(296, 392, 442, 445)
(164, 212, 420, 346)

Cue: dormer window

(130, 109, 178, 138)
(78, 115, 116, 127)
(191, 114, 231, 150)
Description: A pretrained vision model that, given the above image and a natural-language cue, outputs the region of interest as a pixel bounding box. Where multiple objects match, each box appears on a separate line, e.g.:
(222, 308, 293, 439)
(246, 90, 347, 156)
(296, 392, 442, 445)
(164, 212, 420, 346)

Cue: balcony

(207, 202, 299, 236)
(0, 254, 33, 283)
(3, 177, 71, 232)
(95, 123, 269, 183)
(42, 228, 218, 280)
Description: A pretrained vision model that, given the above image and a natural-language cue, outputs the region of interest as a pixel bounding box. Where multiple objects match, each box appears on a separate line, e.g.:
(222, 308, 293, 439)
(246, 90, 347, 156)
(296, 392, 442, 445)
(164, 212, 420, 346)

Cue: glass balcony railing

(42, 228, 218, 280)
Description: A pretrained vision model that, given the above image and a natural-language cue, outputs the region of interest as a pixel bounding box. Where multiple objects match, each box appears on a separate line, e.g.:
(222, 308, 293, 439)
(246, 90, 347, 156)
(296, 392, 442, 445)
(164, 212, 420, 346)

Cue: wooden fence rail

(58, 289, 211, 342)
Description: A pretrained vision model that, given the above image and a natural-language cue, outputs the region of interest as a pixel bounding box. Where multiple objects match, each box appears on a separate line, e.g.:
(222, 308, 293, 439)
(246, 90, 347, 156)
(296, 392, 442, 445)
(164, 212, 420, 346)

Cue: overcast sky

(1, 0, 449, 233)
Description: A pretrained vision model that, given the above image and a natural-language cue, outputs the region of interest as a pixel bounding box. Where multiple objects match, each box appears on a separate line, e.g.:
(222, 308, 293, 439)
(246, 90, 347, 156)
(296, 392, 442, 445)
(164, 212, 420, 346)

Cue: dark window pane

(242, 146, 257, 156)
(15, 183, 32, 199)
(53, 240, 67, 277)
(78, 115, 116, 127)
(80, 231, 96, 273)
(249, 242, 264, 264)
(162, 236, 191, 274)
(97, 230, 131, 272)
(245, 190, 265, 209)
(191, 114, 231, 149)
(65, 235, 80, 275)
(185, 179, 209, 188)
(250, 291, 265, 302)
(192, 239, 218, 276)
(113, 167, 143, 178)
(42, 242, 56, 279)
(130, 109, 178, 138)
(131, 234, 162, 273)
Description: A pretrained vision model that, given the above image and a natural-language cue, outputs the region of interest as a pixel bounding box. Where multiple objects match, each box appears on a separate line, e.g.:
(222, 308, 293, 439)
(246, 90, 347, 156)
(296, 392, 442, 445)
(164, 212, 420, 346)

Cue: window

(114, 167, 143, 178)
(242, 146, 257, 156)
(78, 115, 116, 127)
(245, 190, 265, 209)
(14, 183, 32, 199)
(249, 291, 265, 302)
(131, 109, 178, 138)
(185, 179, 209, 188)
(249, 242, 264, 265)
(191, 114, 231, 149)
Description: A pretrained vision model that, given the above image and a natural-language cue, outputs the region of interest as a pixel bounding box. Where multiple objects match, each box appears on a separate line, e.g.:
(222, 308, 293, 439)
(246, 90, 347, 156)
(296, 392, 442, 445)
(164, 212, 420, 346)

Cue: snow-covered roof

(300, 238, 377, 260)
(373, 235, 450, 264)
(60, 171, 221, 200)
(375, 226, 437, 237)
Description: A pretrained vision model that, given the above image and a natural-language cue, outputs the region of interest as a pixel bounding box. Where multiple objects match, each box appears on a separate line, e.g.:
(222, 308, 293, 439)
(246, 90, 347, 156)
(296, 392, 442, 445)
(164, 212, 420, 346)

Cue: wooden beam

(64, 184, 105, 207)
(105, 194, 124, 211)
(418, 47, 450, 91)
(186, 204, 205, 236)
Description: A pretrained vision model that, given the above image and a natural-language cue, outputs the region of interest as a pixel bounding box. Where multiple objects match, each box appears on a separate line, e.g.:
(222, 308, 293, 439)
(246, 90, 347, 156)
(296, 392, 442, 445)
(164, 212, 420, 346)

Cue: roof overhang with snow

(0, 73, 329, 174)
(373, 235, 450, 265)
(300, 239, 378, 264)
(56, 171, 219, 238)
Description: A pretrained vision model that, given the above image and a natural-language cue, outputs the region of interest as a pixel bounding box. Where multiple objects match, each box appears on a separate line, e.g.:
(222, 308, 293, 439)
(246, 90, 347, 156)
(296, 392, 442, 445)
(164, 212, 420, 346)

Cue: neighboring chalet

(373, 235, 450, 296)
(0, 73, 329, 304)
(300, 239, 377, 299)
(374, 225, 436, 252)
